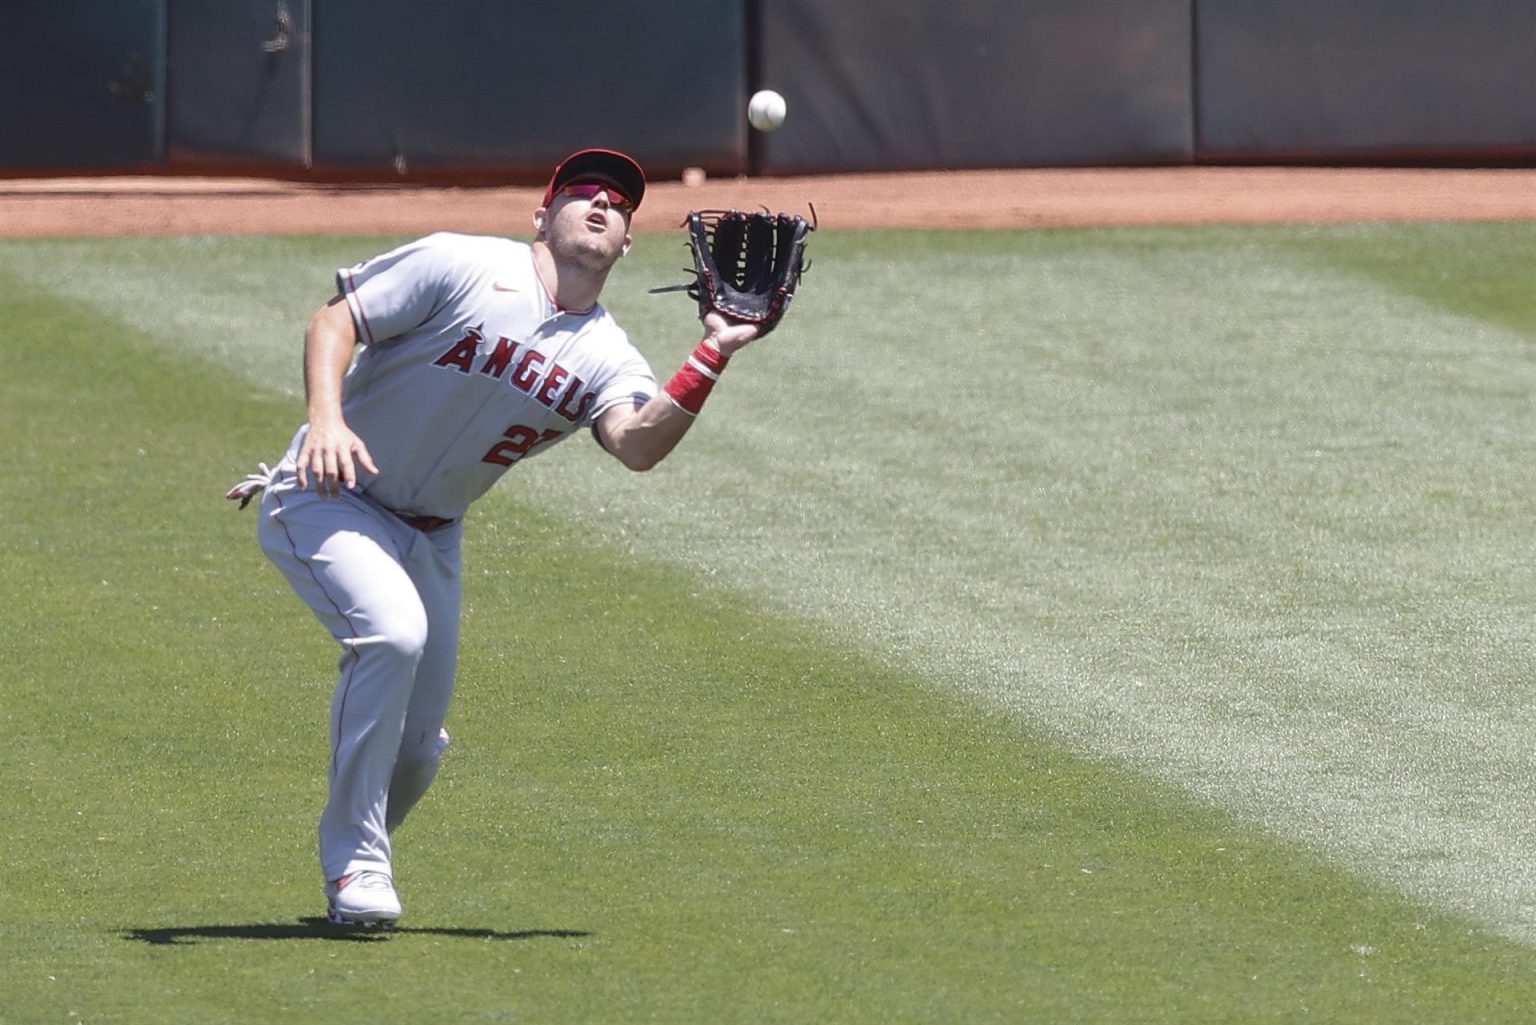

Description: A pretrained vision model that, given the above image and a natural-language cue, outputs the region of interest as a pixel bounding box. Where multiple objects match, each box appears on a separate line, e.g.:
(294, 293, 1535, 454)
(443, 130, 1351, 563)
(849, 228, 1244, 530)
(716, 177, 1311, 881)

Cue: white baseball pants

(257, 471, 462, 884)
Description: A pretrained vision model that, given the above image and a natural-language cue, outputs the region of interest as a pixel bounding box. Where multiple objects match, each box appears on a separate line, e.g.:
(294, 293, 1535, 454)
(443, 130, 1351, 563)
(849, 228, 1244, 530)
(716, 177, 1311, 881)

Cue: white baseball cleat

(325, 870, 402, 926)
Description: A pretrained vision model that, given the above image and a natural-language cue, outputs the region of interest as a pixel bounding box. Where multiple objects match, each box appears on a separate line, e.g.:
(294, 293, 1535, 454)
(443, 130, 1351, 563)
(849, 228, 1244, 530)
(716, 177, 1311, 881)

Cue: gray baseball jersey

(281, 231, 657, 520)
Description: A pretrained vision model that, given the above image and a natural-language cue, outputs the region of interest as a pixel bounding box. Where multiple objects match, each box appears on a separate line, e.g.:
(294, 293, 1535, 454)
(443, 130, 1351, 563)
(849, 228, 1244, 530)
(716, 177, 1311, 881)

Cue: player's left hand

(703, 311, 761, 358)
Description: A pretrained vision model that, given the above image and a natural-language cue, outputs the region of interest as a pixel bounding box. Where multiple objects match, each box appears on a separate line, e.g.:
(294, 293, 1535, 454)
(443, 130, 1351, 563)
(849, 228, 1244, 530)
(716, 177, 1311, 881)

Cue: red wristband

(663, 341, 730, 416)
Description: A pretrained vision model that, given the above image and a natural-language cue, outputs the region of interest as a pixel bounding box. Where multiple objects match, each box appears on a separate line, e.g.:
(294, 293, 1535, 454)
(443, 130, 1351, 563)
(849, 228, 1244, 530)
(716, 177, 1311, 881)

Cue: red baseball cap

(542, 148, 646, 212)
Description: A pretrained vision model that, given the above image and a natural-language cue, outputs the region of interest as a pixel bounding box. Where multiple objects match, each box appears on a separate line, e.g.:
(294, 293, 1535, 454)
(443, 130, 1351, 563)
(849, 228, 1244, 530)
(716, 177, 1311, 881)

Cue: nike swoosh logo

(492, 283, 519, 292)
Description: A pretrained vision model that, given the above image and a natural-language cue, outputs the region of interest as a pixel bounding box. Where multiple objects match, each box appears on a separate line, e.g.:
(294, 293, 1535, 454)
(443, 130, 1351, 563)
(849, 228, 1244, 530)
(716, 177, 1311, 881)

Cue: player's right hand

(297, 420, 380, 498)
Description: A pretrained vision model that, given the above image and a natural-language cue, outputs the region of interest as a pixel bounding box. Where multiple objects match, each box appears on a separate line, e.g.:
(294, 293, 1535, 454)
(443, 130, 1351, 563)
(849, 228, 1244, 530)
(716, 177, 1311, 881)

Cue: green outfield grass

(3, 222, 1536, 1023)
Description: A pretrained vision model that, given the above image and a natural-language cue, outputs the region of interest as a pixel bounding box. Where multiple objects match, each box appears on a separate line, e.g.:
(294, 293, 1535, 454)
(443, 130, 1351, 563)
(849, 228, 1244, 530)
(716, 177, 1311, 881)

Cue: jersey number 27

(482, 424, 564, 467)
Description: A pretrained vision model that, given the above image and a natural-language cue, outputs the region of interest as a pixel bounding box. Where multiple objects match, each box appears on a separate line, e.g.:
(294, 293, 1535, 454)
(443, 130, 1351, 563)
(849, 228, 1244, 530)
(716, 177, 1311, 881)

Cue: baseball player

(229, 149, 763, 926)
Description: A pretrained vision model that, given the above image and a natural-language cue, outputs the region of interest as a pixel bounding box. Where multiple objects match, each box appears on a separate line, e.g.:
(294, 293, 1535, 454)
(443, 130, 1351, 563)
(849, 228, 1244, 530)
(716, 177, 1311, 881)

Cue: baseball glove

(679, 209, 814, 335)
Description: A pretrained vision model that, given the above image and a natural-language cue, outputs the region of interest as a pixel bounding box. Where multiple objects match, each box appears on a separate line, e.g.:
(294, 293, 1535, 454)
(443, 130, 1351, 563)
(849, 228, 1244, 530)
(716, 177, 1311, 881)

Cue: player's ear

(532, 207, 548, 234)
(620, 234, 632, 257)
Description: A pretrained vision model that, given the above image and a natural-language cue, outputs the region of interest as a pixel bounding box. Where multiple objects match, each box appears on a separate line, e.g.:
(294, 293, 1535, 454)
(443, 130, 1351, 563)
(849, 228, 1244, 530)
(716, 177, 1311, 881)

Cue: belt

(392, 511, 458, 532)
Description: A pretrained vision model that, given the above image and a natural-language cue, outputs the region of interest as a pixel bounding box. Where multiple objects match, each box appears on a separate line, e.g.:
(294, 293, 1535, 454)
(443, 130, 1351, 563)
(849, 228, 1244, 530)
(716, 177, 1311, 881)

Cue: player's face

(537, 181, 633, 271)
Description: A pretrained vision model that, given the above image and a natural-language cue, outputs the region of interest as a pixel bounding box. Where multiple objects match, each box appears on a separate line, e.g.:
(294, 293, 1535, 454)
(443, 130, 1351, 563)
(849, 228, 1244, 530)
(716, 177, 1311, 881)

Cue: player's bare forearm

(598, 318, 762, 471)
(303, 297, 356, 424)
(297, 296, 379, 495)
(597, 394, 697, 471)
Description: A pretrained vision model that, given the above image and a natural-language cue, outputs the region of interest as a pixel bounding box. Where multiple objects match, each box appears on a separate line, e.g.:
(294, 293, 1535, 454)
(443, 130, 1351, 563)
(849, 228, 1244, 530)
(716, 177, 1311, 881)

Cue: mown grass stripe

(5, 234, 1536, 1022)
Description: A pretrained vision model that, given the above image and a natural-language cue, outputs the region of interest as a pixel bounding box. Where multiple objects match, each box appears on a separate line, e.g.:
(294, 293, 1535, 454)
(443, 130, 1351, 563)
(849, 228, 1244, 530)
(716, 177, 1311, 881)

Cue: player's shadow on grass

(124, 919, 592, 945)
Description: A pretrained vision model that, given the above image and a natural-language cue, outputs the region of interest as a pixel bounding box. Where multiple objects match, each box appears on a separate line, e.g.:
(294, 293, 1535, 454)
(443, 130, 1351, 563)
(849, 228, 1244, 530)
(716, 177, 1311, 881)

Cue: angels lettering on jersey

(329, 232, 656, 519)
(430, 326, 596, 466)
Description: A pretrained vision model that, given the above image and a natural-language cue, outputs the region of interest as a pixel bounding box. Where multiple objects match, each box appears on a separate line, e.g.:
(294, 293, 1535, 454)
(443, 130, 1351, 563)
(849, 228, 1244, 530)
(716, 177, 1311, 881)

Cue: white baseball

(747, 90, 787, 132)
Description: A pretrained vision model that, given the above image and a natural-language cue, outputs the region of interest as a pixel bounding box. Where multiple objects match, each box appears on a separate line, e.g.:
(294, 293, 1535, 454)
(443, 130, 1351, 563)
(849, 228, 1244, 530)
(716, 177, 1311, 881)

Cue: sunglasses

(559, 181, 635, 213)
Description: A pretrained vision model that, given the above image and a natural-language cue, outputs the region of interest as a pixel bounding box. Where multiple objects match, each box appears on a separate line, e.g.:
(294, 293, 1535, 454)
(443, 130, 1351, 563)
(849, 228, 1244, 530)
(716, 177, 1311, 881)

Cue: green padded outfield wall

(310, 0, 748, 180)
(1195, 0, 1536, 162)
(7, 0, 1536, 177)
(0, 0, 165, 171)
(166, 0, 311, 169)
(751, 0, 1195, 174)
